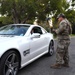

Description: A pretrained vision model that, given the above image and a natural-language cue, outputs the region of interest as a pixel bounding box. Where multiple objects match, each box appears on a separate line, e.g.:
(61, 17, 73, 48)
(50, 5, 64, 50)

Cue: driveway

(18, 37, 75, 75)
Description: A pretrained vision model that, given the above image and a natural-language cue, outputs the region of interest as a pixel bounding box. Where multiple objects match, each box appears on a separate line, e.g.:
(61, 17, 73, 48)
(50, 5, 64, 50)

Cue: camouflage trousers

(56, 39, 70, 64)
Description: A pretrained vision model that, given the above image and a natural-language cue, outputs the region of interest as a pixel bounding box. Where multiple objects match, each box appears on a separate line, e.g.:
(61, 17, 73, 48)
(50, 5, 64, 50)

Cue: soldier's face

(58, 17, 63, 22)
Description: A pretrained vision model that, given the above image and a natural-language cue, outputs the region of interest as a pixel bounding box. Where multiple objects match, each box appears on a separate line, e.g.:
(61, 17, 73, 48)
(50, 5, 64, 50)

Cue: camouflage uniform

(55, 19, 72, 64)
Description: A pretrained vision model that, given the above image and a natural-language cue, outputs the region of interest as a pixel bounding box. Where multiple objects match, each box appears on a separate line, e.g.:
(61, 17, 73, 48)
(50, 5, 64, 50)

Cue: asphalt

(18, 37, 75, 75)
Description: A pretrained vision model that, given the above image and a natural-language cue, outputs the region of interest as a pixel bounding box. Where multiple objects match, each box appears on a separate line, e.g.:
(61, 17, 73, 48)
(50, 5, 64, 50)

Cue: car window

(32, 27, 43, 34)
(0, 25, 30, 36)
(42, 28, 48, 34)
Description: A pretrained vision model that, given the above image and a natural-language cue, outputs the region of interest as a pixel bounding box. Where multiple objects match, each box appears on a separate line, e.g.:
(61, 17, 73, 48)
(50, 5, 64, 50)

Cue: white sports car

(0, 24, 54, 75)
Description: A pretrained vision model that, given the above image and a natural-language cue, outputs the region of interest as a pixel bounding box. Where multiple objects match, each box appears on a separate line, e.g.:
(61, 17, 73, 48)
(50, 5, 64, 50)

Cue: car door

(29, 27, 48, 59)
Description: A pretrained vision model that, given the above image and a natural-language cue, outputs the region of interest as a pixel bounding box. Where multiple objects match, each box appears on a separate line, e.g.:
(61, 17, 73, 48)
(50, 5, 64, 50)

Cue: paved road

(18, 38, 75, 75)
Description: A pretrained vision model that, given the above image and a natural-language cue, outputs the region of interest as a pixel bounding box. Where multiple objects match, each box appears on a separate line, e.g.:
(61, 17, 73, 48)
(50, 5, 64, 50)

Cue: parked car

(0, 24, 54, 75)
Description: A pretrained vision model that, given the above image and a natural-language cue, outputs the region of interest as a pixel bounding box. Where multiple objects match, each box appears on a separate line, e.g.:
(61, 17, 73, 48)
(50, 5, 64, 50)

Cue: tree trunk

(11, 1, 20, 24)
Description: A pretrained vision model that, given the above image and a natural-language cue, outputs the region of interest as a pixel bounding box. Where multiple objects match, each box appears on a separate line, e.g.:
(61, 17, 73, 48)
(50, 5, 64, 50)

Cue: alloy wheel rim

(4, 53, 19, 75)
(49, 42, 54, 55)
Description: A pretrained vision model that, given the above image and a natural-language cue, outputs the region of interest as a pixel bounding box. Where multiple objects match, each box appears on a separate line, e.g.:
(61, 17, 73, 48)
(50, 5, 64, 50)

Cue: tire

(0, 50, 20, 75)
(48, 41, 54, 56)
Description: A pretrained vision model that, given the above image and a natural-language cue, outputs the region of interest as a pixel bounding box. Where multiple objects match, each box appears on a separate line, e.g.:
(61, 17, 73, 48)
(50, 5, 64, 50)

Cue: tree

(72, 0, 75, 6)
(0, 0, 37, 23)
(33, 0, 69, 21)
(0, 0, 69, 24)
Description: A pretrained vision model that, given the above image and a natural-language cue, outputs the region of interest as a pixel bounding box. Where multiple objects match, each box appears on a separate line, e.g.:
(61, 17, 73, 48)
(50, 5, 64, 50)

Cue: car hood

(0, 35, 23, 43)
(0, 35, 26, 57)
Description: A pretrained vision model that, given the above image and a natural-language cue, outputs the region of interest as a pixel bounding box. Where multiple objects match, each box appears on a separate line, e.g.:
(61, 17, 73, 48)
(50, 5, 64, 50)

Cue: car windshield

(0, 25, 30, 36)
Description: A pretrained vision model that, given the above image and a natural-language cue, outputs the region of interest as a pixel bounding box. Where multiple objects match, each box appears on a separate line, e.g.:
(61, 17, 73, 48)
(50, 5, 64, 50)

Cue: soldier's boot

(50, 63, 62, 69)
(62, 62, 69, 67)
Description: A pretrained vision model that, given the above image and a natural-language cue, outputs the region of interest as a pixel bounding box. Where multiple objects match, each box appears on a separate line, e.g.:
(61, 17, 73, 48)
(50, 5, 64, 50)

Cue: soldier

(51, 13, 72, 69)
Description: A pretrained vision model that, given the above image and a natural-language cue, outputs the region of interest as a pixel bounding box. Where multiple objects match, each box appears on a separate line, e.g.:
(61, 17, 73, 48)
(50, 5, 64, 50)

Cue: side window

(31, 28, 34, 34)
(33, 27, 43, 34)
(42, 28, 47, 34)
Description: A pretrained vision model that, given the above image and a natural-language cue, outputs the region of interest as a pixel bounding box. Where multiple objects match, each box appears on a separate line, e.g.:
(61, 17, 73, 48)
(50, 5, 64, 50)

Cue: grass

(70, 34, 75, 36)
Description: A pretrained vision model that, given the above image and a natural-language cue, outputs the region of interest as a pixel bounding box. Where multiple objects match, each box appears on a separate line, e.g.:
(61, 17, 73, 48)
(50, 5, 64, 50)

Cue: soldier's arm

(55, 22, 66, 35)
(69, 24, 72, 34)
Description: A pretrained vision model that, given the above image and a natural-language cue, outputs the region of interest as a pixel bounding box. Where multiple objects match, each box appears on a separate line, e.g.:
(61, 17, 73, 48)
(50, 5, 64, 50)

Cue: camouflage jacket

(55, 19, 72, 40)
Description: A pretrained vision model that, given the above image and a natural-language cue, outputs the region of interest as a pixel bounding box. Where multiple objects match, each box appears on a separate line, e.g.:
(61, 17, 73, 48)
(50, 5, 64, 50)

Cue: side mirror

(31, 33, 40, 39)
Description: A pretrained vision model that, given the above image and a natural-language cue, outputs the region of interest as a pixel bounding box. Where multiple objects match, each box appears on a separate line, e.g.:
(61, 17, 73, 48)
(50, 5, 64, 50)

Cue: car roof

(9, 24, 32, 26)
(9, 24, 41, 28)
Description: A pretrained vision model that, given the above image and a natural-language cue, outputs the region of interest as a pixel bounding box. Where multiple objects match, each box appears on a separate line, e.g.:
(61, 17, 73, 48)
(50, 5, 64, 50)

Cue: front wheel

(48, 41, 54, 56)
(0, 50, 20, 75)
